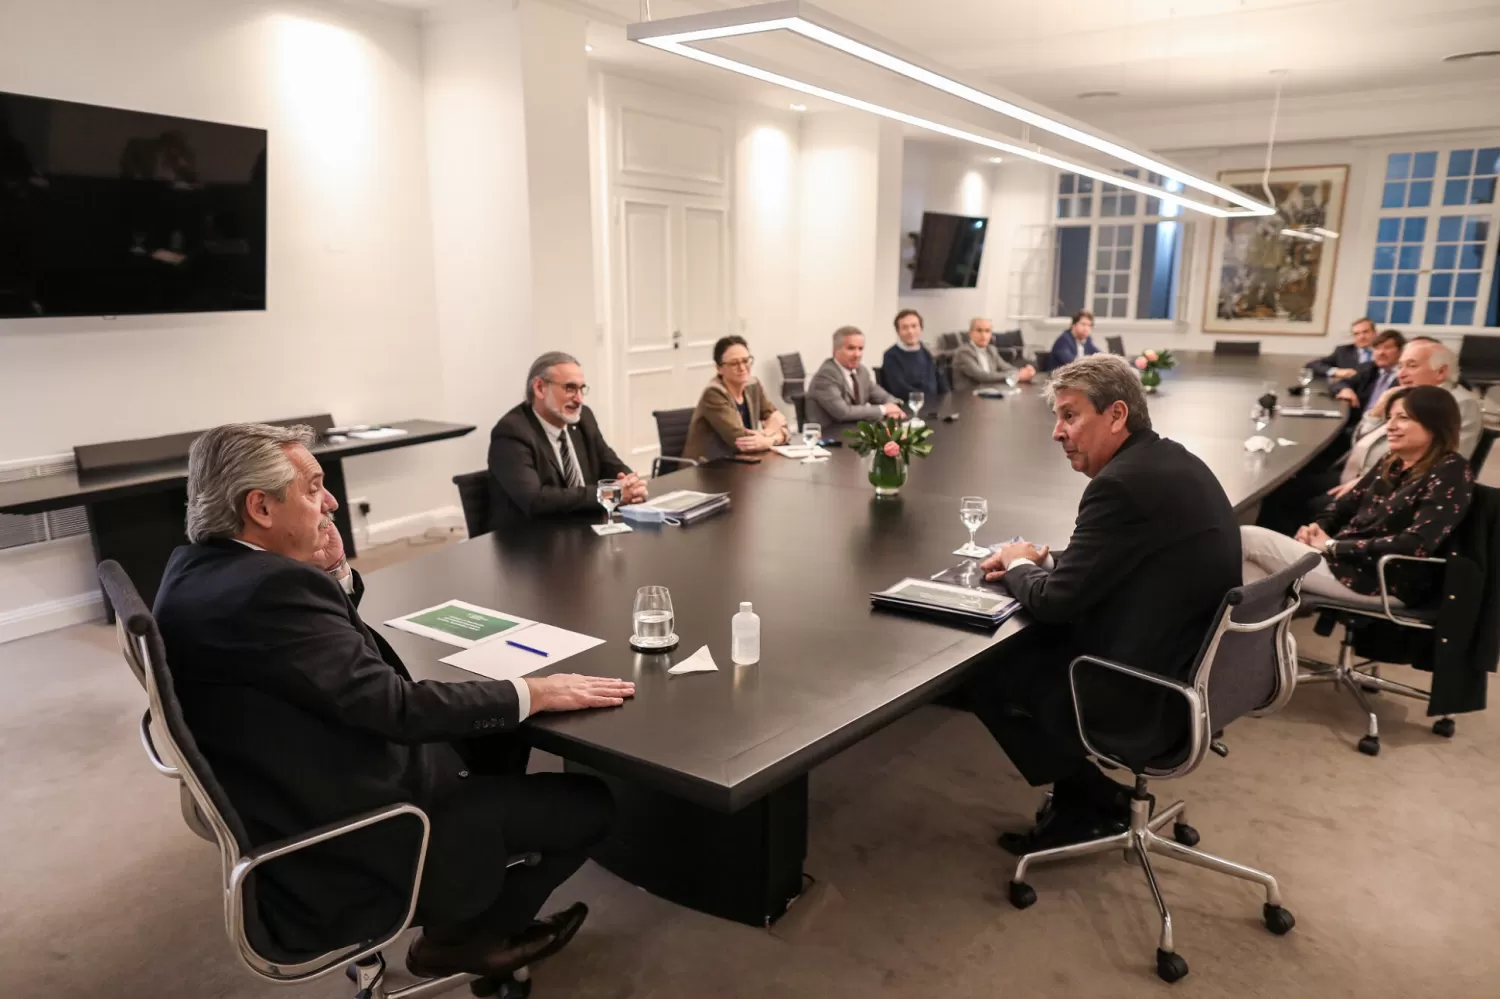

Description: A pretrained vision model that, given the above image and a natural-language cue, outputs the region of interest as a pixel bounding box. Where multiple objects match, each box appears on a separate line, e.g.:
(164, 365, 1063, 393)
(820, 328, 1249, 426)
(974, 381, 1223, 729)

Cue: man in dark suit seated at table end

(488, 351, 648, 532)
(155, 422, 636, 980)
(966, 354, 1241, 853)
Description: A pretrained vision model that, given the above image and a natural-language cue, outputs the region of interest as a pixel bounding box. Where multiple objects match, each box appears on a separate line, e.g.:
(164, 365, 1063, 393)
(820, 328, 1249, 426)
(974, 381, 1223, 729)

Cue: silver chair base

(349, 954, 531, 999)
(1297, 631, 1451, 755)
(1008, 794, 1293, 982)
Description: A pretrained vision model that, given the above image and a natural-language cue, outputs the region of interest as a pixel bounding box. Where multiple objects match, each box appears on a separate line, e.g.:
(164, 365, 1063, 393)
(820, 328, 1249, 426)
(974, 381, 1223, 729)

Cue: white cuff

(509, 678, 531, 721)
(335, 563, 355, 594)
(1006, 557, 1036, 570)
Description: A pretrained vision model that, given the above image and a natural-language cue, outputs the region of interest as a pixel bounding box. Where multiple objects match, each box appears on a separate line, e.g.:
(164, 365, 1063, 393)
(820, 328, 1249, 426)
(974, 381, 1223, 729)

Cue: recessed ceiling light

(1076, 90, 1120, 100)
(790, 103, 807, 111)
(1444, 50, 1500, 63)
(988, 156, 1003, 163)
(584, 44, 594, 53)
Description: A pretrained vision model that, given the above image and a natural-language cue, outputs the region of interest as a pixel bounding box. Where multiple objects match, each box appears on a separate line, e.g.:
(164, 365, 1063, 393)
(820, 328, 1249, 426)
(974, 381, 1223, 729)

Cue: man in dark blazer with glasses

(486, 351, 647, 531)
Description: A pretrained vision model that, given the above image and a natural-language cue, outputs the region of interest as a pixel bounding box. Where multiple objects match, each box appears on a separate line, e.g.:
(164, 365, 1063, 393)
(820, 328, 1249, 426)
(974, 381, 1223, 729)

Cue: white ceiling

(378, 0, 1500, 115)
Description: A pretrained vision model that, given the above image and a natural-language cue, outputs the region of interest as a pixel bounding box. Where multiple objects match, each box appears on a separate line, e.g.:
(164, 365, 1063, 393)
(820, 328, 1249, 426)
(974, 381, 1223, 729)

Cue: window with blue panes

(1368, 216, 1425, 325)
(1442, 147, 1499, 207)
(1383, 151, 1437, 208)
(1366, 148, 1500, 328)
(1426, 216, 1489, 326)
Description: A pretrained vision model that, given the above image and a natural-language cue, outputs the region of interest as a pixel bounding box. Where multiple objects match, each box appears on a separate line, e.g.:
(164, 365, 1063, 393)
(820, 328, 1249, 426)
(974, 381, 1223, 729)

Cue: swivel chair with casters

(99, 560, 541, 999)
(650, 408, 699, 478)
(1106, 335, 1126, 356)
(1007, 553, 1319, 984)
(452, 470, 491, 539)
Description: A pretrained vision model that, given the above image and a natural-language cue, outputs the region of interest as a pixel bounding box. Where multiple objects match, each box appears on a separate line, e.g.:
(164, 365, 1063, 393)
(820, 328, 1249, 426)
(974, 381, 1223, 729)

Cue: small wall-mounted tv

(0, 90, 266, 319)
(911, 211, 987, 290)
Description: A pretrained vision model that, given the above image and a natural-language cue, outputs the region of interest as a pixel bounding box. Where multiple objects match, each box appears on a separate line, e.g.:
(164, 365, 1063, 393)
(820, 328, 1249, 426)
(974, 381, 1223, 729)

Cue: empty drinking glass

(1298, 367, 1315, 391)
(596, 479, 622, 527)
(802, 422, 822, 451)
(960, 496, 988, 553)
(632, 585, 675, 649)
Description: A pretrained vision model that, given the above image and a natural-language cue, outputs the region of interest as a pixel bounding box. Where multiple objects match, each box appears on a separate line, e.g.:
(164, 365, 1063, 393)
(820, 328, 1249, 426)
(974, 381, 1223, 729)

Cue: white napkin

(667, 645, 719, 675)
(1244, 435, 1275, 453)
(1276, 437, 1298, 447)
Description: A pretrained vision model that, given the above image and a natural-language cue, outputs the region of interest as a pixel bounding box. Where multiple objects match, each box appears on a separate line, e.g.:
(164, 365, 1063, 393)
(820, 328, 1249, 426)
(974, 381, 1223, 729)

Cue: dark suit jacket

(1339, 361, 1398, 407)
(1001, 430, 1241, 754)
(487, 403, 631, 531)
(153, 540, 523, 954)
(1049, 331, 1100, 369)
(1308, 342, 1371, 378)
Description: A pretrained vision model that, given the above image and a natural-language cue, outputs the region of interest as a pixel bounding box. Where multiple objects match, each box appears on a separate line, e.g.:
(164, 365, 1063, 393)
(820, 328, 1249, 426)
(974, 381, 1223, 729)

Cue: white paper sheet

(591, 522, 633, 536)
(440, 624, 606, 681)
(347, 427, 409, 440)
(772, 444, 831, 459)
(667, 645, 719, 675)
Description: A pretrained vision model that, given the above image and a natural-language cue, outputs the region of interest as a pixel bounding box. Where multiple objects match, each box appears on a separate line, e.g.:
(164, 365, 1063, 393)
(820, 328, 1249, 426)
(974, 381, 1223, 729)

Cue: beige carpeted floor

(2, 607, 1496, 998)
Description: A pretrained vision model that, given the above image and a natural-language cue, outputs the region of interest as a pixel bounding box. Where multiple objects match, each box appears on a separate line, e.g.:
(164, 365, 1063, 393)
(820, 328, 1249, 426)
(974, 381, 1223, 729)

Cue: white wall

(0, 0, 457, 637)
(897, 142, 1003, 340)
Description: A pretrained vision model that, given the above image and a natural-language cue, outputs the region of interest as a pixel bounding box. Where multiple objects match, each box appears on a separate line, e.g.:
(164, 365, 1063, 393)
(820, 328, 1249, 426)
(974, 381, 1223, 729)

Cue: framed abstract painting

(1203, 164, 1350, 335)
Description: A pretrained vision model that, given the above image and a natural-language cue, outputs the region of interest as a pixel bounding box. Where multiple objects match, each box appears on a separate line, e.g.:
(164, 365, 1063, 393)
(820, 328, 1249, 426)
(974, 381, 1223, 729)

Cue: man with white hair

(154, 422, 636, 980)
(1257, 336, 1482, 533)
(487, 351, 647, 531)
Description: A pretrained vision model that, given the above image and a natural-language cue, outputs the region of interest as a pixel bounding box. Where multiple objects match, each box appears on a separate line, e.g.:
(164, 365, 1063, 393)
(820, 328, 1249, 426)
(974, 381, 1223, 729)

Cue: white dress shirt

(975, 348, 991, 374)
(232, 538, 531, 719)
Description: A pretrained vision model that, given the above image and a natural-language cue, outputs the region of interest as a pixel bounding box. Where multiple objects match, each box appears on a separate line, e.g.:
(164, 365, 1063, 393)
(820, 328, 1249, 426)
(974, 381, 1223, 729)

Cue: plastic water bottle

(731, 602, 760, 665)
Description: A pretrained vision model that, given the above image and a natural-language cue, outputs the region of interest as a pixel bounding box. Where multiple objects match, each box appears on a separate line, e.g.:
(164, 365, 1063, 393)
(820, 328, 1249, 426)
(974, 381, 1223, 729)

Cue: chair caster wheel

(1172, 822, 1200, 847)
(1155, 948, 1189, 983)
(1008, 881, 1037, 909)
(1357, 735, 1380, 756)
(472, 975, 532, 999)
(1432, 717, 1456, 738)
(1263, 903, 1296, 935)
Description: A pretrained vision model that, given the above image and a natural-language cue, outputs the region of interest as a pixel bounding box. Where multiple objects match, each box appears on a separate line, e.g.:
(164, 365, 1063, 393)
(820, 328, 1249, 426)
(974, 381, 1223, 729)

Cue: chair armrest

(1067, 656, 1203, 775)
(139, 709, 180, 779)
(651, 455, 699, 478)
(225, 803, 432, 982)
(1375, 553, 1446, 629)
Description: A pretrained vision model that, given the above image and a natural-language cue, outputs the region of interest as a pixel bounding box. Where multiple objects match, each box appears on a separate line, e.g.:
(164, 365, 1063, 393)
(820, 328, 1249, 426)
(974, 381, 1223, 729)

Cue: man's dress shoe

(406, 902, 588, 979)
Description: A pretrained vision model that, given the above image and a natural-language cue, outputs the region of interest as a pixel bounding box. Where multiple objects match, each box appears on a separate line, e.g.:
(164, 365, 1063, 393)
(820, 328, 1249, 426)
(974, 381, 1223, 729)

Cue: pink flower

(1134, 356, 1148, 370)
(883, 440, 901, 458)
(1144, 349, 1158, 362)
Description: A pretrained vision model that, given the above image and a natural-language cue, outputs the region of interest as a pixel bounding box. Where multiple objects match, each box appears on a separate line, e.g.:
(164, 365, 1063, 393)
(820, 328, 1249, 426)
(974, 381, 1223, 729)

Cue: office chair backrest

(451, 470, 491, 539)
(1034, 349, 1054, 373)
(1106, 335, 1126, 355)
(1214, 340, 1261, 356)
(936, 351, 956, 394)
(777, 352, 805, 390)
(1458, 334, 1500, 378)
(653, 408, 695, 460)
(1470, 426, 1500, 478)
(938, 332, 963, 352)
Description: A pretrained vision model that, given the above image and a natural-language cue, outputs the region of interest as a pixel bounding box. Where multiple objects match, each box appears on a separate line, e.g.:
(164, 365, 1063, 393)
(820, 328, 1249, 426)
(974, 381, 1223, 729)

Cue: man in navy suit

(1332, 329, 1404, 410)
(1307, 316, 1377, 380)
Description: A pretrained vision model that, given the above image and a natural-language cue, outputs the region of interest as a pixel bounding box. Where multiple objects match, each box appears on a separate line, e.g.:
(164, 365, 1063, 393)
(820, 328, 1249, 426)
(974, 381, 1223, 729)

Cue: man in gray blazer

(806, 326, 906, 428)
(951, 317, 1036, 394)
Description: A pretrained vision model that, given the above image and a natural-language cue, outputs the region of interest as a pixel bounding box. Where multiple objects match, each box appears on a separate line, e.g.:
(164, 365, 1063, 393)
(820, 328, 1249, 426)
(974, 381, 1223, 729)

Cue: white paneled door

(613, 188, 731, 462)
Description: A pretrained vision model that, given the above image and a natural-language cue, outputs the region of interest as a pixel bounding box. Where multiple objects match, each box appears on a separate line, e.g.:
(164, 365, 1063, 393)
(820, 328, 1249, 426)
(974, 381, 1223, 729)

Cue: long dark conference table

(358, 352, 1347, 927)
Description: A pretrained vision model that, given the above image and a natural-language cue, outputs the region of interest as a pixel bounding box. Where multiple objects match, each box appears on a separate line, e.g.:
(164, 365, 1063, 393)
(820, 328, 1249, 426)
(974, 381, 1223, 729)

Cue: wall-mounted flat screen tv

(0, 90, 266, 319)
(911, 211, 987, 289)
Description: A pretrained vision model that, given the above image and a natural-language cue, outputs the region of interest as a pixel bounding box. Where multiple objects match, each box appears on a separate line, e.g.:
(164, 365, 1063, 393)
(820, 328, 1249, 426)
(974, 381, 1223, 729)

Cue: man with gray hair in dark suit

(806, 325, 905, 429)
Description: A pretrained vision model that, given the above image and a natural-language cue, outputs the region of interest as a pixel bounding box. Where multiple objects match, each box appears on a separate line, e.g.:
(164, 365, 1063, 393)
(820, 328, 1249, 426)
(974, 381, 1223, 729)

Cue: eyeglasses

(719, 356, 755, 370)
(545, 380, 590, 396)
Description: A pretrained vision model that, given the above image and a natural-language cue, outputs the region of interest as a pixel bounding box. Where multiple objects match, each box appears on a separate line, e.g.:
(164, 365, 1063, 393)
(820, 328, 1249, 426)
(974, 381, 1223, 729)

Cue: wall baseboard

(0, 590, 105, 645)
(365, 505, 466, 548)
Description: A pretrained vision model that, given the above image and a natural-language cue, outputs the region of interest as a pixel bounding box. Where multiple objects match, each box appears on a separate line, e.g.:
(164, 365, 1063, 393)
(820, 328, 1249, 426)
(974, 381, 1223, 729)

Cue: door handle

(672, 329, 682, 350)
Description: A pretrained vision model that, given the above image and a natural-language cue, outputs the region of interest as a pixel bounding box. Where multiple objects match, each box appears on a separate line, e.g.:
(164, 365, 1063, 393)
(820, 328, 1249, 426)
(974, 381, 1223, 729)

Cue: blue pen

(505, 639, 549, 657)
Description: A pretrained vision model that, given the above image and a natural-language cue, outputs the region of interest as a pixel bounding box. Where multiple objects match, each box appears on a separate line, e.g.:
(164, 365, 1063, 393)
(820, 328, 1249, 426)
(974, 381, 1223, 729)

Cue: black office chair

(1033, 349, 1055, 374)
(873, 364, 886, 393)
(1458, 335, 1500, 388)
(777, 353, 808, 429)
(1106, 335, 1126, 356)
(993, 330, 1026, 365)
(98, 560, 539, 999)
(1214, 340, 1261, 357)
(651, 408, 699, 478)
(1295, 484, 1500, 755)
(1008, 553, 1318, 983)
(938, 332, 964, 352)
(1471, 425, 1500, 478)
(936, 351, 956, 395)
(451, 470, 491, 539)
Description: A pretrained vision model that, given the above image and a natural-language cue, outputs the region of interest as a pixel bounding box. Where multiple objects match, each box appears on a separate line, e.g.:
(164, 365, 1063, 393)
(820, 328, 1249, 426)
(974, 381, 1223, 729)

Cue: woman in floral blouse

(1241, 385, 1474, 607)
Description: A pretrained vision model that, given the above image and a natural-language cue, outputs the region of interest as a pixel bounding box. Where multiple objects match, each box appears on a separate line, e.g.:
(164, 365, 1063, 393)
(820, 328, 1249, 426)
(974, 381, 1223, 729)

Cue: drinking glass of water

(960, 495, 988, 554)
(1005, 371, 1019, 389)
(907, 390, 925, 417)
(596, 479, 622, 527)
(632, 585, 676, 649)
(802, 422, 822, 451)
(1298, 367, 1315, 392)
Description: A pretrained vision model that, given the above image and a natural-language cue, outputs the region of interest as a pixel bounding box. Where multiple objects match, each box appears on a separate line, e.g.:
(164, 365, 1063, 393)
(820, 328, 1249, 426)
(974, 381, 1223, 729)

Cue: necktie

(850, 369, 862, 405)
(558, 428, 584, 487)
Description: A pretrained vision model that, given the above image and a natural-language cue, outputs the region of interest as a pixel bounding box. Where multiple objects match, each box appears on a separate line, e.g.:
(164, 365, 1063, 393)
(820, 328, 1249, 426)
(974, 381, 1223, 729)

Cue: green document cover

(384, 600, 536, 648)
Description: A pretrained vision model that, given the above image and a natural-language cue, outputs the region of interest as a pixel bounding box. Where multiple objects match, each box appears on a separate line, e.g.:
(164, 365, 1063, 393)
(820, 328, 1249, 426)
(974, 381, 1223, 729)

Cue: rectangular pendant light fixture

(628, 1, 1275, 219)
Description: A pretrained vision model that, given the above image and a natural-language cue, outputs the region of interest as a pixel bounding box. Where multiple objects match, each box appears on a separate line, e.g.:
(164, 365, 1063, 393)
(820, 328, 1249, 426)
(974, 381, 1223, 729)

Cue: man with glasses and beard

(487, 351, 648, 531)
